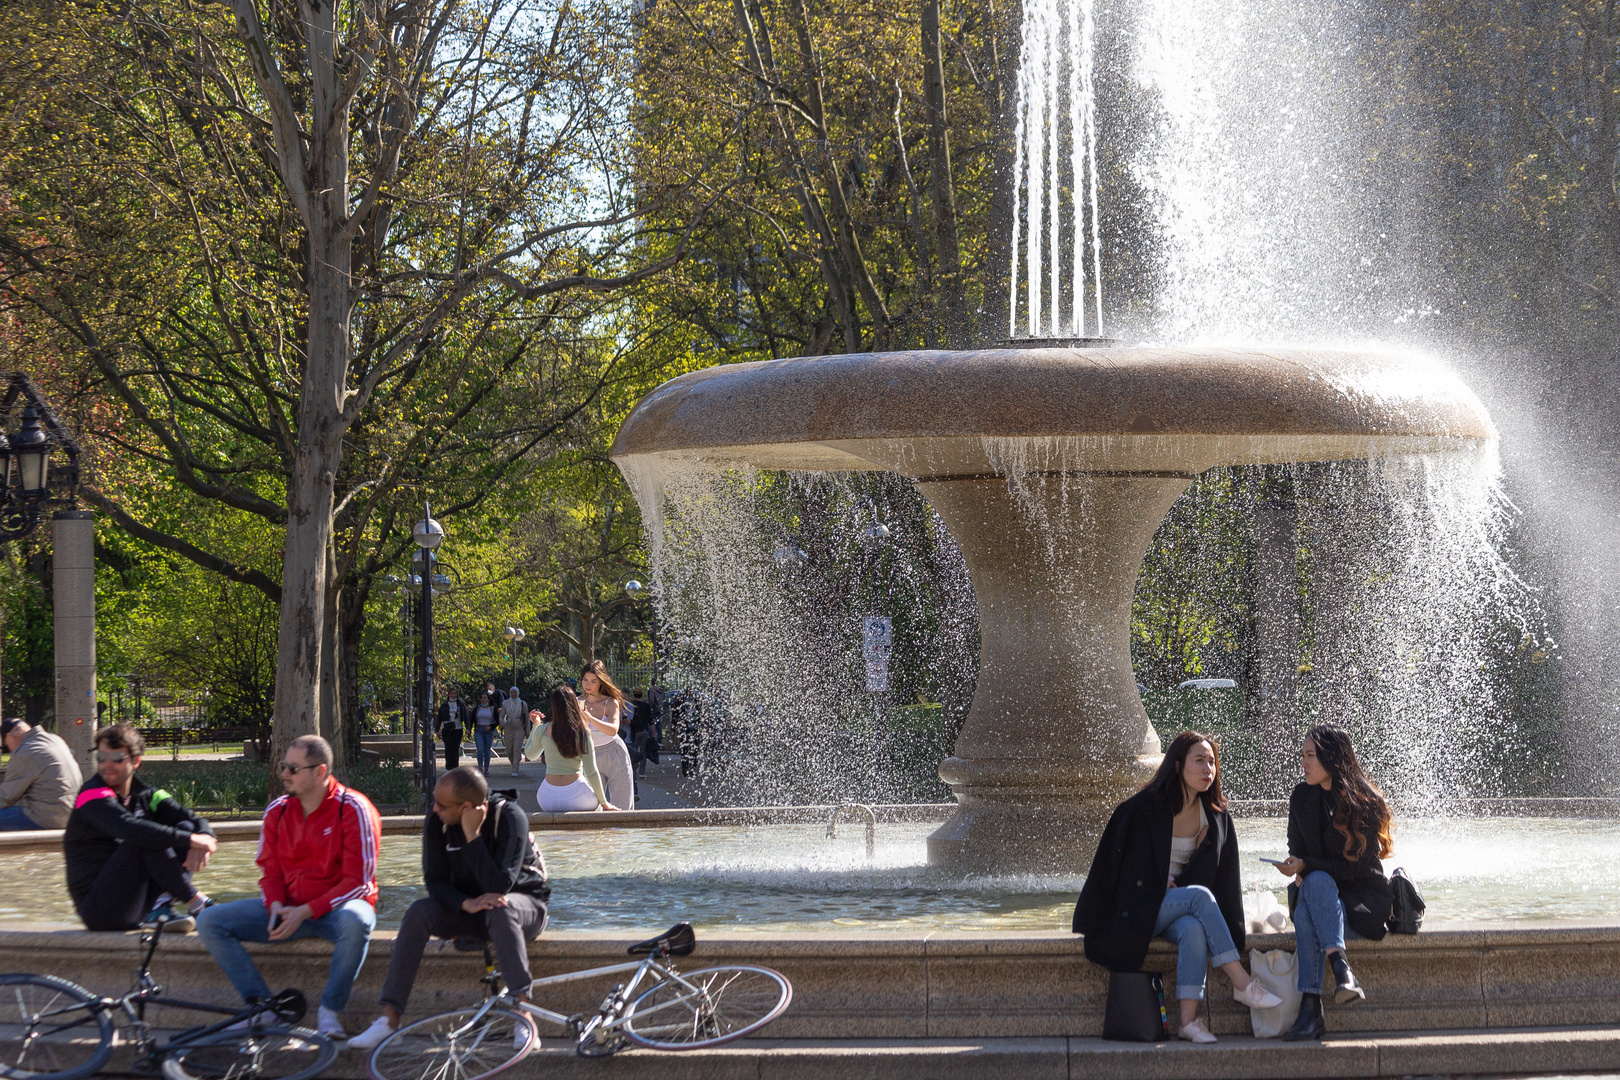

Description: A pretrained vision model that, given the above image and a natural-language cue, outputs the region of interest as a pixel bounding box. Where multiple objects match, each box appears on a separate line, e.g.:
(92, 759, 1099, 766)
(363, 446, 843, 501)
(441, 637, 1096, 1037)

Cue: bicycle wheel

(367, 1006, 537, 1080)
(0, 973, 114, 1080)
(160, 1025, 335, 1080)
(622, 965, 791, 1050)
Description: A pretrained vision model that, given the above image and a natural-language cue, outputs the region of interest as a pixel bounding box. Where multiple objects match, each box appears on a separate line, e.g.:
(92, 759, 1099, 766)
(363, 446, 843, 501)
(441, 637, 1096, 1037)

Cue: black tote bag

(1101, 972, 1168, 1042)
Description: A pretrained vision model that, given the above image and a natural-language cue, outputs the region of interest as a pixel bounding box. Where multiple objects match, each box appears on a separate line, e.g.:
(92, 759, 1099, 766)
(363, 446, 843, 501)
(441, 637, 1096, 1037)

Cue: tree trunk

(340, 581, 365, 767)
(268, 226, 349, 789)
(922, 0, 964, 342)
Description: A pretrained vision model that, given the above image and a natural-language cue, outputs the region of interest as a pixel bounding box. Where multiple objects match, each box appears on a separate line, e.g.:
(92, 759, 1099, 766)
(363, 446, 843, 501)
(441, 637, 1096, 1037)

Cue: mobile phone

(1258, 857, 1288, 866)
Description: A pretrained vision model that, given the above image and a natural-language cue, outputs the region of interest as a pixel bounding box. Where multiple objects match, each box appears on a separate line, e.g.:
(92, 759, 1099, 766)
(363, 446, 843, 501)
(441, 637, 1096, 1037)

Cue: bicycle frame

(445, 954, 695, 1038)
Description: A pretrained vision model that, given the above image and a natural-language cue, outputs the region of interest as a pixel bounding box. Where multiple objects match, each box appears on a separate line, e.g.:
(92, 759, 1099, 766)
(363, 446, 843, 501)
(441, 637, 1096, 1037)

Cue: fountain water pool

(2, 818, 1615, 931)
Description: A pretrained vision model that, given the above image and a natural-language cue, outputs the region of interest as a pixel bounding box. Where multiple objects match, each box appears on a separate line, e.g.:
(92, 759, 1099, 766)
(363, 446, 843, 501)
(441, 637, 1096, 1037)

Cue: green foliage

(138, 758, 420, 813)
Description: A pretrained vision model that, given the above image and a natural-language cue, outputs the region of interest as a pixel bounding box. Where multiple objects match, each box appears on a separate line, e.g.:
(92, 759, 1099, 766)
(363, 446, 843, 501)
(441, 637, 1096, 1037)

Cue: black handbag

(1387, 866, 1425, 934)
(1102, 972, 1168, 1042)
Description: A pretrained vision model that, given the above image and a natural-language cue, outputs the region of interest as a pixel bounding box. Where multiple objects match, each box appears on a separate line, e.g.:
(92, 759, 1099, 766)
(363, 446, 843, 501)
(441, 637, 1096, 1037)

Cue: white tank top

(583, 699, 621, 747)
(1168, 803, 1208, 881)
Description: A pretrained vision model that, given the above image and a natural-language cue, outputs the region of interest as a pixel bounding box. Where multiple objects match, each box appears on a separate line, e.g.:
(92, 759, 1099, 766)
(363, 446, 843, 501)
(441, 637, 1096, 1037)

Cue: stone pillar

(53, 512, 97, 762)
(919, 473, 1191, 874)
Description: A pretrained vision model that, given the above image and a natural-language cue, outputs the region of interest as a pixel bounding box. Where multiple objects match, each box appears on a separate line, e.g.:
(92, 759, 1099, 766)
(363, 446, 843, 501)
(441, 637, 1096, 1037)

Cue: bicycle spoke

(0, 974, 114, 1080)
(366, 1007, 534, 1080)
(622, 965, 790, 1051)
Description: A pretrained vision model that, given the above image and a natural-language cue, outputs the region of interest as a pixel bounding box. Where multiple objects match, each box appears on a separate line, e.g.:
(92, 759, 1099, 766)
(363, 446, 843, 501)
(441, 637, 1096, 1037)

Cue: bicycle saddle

(627, 922, 696, 957)
(268, 988, 307, 1024)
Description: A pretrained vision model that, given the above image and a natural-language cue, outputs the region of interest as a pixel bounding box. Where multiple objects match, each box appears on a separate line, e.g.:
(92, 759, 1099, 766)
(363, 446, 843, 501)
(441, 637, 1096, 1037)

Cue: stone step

(89, 1027, 1620, 1080)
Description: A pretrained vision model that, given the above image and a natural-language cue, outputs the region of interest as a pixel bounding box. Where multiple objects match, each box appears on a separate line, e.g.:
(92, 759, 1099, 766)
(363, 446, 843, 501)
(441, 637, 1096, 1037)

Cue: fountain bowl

(612, 345, 1494, 874)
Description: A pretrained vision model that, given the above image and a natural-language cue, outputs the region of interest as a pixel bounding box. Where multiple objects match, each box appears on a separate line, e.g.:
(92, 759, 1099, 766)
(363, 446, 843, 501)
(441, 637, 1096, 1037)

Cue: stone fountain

(610, 344, 1493, 874)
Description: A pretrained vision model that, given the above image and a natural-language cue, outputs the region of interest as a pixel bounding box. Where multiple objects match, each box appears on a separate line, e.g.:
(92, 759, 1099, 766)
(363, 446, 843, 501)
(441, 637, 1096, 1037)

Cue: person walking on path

(579, 661, 634, 810)
(63, 723, 216, 931)
(628, 689, 658, 776)
(348, 767, 549, 1050)
(471, 691, 500, 774)
(438, 689, 468, 770)
(527, 689, 617, 812)
(196, 735, 381, 1041)
(0, 717, 82, 830)
(501, 687, 528, 777)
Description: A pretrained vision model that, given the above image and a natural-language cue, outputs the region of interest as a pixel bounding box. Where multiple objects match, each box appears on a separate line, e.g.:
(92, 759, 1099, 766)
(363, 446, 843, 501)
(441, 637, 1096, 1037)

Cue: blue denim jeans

(196, 897, 376, 1011)
(473, 727, 496, 772)
(1293, 870, 1358, 992)
(1153, 885, 1240, 1001)
(0, 806, 42, 831)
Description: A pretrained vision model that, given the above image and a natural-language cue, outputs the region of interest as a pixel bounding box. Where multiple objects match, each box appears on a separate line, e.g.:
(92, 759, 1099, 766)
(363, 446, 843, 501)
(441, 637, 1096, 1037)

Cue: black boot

(1329, 952, 1366, 1005)
(1283, 993, 1324, 1041)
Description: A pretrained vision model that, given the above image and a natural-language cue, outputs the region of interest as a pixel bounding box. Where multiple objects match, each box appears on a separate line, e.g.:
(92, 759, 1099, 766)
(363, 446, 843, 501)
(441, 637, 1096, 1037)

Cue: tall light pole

(503, 626, 525, 689)
(412, 506, 444, 803)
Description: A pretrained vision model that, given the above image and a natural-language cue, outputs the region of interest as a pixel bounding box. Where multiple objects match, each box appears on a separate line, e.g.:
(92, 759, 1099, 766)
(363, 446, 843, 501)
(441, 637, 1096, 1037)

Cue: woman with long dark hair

(531, 688, 618, 813)
(1074, 731, 1281, 1043)
(1273, 724, 1394, 1041)
(579, 660, 635, 810)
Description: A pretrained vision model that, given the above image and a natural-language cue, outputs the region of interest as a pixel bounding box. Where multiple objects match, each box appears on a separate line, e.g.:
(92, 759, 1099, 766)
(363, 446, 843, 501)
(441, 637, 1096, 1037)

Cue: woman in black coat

(1271, 724, 1394, 1041)
(1074, 731, 1281, 1043)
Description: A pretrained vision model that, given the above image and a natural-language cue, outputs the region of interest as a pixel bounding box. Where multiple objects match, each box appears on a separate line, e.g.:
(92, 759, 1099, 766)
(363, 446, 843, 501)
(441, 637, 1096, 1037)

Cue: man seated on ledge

(0, 717, 82, 831)
(63, 723, 216, 931)
(196, 734, 381, 1041)
(349, 766, 549, 1051)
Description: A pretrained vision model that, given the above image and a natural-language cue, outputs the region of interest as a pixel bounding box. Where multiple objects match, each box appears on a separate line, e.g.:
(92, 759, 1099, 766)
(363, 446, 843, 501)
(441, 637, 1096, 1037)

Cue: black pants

(440, 728, 462, 769)
(74, 839, 197, 931)
(380, 894, 548, 1014)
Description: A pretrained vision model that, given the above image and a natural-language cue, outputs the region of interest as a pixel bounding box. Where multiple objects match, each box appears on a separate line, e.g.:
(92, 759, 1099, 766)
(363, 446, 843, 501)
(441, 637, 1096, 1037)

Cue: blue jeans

(1293, 870, 1357, 992)
(473, 727, 496, 771)
(1153, 885, 1240, 1001)
(196, 897, 376, 1011)
(0, 807, 42, 831)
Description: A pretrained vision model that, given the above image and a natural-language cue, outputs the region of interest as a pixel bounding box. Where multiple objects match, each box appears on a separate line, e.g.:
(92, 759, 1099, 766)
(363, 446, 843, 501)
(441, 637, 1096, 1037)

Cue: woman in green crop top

(528, 688, 618, 813)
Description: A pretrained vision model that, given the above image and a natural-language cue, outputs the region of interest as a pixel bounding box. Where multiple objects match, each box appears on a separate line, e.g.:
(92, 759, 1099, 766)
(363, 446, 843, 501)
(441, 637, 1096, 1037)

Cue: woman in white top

(578, 660, 635, 811)
(528, 688, 619, 812)
(1072, 731, 1281, 1044)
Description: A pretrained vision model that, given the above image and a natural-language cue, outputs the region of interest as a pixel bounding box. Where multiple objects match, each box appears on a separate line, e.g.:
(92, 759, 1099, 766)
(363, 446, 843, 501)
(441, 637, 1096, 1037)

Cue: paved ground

(85, 1029, 1620, 1080)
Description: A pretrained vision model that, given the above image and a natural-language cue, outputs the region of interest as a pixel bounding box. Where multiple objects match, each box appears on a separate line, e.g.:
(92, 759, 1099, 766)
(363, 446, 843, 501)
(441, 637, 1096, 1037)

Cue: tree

(0, 0, 717, 777)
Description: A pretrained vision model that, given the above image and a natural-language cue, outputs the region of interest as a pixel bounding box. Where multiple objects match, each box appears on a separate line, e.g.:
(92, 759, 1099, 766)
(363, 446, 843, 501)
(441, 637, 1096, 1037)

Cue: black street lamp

(503, 625, 526, 689)
(412, 506, 445, 804)
(0, 377, 82, 542)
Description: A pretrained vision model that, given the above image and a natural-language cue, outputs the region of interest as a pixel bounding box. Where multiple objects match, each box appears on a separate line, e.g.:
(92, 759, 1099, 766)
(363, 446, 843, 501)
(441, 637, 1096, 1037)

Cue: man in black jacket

(348, 767, 549, 1050)
(63, 723, 218, 931)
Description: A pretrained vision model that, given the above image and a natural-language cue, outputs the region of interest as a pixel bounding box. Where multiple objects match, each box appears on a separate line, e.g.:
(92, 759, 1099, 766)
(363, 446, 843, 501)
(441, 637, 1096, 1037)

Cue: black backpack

(1387, 866, 1425, 934)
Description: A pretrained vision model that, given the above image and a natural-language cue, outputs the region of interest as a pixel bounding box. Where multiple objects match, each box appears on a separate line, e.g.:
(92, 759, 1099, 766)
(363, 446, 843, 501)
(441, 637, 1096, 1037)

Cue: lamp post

(503, 626, 526, 689)
(412, 506, 445, 803)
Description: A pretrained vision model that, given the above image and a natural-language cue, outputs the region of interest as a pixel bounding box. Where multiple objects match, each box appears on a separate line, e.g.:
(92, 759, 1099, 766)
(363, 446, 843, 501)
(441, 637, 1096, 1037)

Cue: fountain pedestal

(919, 474, 1189, 873)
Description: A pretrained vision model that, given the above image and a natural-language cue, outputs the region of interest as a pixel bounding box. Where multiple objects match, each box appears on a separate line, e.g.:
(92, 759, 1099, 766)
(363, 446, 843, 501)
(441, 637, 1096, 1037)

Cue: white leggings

(537, 777, 599, 812)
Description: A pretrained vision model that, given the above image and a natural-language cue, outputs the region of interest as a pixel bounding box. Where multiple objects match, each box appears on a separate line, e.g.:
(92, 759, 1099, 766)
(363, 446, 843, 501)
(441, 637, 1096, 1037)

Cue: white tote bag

(1246, 949, 1304, 1038)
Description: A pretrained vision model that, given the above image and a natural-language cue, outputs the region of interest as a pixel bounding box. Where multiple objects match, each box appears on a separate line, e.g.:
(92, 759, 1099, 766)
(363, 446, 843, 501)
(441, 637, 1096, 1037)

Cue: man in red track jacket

(196, 734, 382, 1040)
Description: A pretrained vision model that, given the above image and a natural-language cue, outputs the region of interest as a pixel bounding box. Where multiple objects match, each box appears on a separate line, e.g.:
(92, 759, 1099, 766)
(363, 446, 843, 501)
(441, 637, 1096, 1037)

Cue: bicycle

(0, 913, 337, 1080)
(366, 922, 792, 1080)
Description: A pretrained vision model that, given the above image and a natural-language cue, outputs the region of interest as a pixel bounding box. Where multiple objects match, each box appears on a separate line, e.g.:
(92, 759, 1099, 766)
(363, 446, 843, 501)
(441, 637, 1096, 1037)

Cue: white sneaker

(1177, 1017, 1217, 1044)
(1234, 982, 1284, 1010)
(347, 1016, 397, 1051)
(513, 1022, 532, 1050)
(317, 1006, 347, 1040)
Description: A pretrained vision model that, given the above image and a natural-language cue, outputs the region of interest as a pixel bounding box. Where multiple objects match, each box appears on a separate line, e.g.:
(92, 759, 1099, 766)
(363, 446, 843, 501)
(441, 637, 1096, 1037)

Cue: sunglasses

(277, 761, 320, 775)
(95, 751, 132, 764)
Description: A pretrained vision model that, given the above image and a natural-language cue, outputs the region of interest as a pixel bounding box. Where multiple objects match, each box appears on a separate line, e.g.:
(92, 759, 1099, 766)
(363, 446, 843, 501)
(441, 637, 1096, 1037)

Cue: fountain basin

(611, 346, 1495, 873)
(2, 817, 1614, 931)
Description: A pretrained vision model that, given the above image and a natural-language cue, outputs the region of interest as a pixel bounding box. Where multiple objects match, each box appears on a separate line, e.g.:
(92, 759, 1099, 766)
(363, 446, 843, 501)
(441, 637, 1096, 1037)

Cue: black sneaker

(1329, 952, 1366, 1005)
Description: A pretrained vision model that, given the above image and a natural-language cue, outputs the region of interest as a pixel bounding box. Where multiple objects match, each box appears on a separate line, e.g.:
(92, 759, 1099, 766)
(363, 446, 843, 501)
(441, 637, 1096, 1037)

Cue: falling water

(1008, 0, 1102, 338)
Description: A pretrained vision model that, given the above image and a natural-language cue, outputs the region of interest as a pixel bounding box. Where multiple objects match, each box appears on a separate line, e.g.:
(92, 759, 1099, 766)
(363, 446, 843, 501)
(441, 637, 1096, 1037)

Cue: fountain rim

(609, 345, 1493, 472)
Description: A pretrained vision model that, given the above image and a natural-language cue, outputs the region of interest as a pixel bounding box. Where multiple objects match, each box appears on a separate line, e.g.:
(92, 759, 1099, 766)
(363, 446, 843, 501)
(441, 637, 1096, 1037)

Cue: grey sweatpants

(379, 894, 548, 1014)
